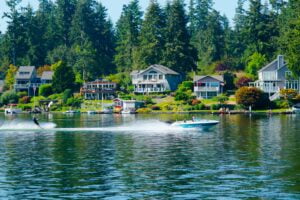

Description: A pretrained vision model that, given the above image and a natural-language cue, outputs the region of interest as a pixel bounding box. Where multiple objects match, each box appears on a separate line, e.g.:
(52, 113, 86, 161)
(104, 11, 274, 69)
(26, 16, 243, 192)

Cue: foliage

(0, 90, 19, 105)
(280, 89, 298, 101)
(17, 91, 28, 98)
(136, 108, 152, 113)
(39, 84, 53, 97)
(62, 89, 73, 104)
(4, 64, 17, 90)
(235, 87, 269, 109)
(279, 0, 300, 76)
(19, 96, 31, 104)
(163, 0, 196, 73)
(213, 94, 229, 104)
(37, 65, 51, 76)
(106, 72, 132, 91)
(52, 61, 75, 93)
(223, 71, 236, 91)
(174, 81, 195, 101)
(246, 52, 267, 77)
(66, 97, 82, 108)
(235, 76, 253, 88)
(114, 0, 142, 72)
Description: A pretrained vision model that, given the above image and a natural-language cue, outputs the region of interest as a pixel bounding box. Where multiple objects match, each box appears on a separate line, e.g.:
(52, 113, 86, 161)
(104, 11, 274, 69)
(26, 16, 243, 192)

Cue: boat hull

(171, 120, 219, 128)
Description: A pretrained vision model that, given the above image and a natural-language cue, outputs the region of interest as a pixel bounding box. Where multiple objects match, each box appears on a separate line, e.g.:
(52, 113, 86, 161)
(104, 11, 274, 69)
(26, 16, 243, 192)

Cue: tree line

(0, 0, 299, 83)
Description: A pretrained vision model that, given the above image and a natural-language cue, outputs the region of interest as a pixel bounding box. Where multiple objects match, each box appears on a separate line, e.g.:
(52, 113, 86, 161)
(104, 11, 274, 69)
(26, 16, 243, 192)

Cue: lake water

(0, 113, 300, 199)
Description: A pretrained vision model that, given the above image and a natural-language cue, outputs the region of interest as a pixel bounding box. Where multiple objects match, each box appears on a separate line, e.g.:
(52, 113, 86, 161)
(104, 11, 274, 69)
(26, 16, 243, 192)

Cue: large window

(262, 71, 276, 80)
(210, 82, 219, 87)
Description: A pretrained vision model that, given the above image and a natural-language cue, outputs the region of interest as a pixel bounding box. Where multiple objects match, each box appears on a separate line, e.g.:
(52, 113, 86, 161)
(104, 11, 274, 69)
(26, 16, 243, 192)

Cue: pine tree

(114, 0, 143, 72)
(280, 0, 300, 76)
(56, 0, 77, 47)
(52, 61, 75, 93)
(163, 0, 196, 73)
(133, 0, 165, 69)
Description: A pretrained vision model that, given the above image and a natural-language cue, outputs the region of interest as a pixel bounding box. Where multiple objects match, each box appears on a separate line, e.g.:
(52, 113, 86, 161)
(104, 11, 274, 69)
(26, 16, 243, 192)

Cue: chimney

(278, 55, 284, 69)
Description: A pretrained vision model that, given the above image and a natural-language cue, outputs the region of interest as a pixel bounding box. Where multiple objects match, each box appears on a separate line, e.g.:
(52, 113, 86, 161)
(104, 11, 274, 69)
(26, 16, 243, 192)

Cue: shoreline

(0, 110, 295, 115)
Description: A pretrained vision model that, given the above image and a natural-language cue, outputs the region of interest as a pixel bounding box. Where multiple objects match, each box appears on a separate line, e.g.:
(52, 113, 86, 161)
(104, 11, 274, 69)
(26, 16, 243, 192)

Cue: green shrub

(39, 84, 53, 97)
(235, 87, 269, 109)
(19, 96, 31, 104)
(62, 89, 73, 104)
(211, 104, 222, 110)
(66, 97, 82, 108)
(17, 104, 32, 111)
(0, 90, 19, 105)
(193, 103, 206, 110)
(17, 91, 28, 98)
(137, 108, 152, 113)
(151, 105, 161, 111)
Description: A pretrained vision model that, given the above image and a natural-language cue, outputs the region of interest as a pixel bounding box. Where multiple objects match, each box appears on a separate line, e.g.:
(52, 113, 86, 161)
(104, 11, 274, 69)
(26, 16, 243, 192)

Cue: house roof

(41, 71, 54, 80)
(258, 55, 286, 72)
(15, 66, 35, 79)
(131, 64, 179, 76)
(194, 75, 224, 82)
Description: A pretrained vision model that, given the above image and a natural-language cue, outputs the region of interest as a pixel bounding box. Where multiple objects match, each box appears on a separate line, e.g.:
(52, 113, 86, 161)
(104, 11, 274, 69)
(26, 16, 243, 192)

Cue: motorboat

(4, 104, 22, 115)
(103, 107, 113, 114)
(121, 109, 136, 114)
(87, 110, 97, 114)
(64, 110, 80, 114)
(171, 119, 219, 128)
(292, 104, 300, 114)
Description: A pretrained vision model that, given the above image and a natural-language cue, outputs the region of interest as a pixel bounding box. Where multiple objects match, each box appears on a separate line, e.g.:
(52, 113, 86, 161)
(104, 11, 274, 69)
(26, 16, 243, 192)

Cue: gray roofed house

(131, 64, 181, 93)
(15, 66, 36, 80)
(194, 75, 225, 99)
(249, 55, 300, 101)
(41, 71, 54, 83)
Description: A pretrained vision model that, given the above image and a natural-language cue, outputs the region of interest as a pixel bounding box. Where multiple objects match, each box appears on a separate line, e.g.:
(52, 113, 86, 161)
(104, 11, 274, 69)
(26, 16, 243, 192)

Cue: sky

(0, 0, 238, 33)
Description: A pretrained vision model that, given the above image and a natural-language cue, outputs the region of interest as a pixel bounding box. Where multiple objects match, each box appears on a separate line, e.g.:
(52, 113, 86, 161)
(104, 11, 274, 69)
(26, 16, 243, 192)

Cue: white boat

(121, 109, 136, 114)
(4, 104, 22, 115)
(171, 119, 219, 128)
(103, 108, 113, 114)
(64, 110, 80, 114)
(87, 110, 97, 114)
(292, 105, 300, 114)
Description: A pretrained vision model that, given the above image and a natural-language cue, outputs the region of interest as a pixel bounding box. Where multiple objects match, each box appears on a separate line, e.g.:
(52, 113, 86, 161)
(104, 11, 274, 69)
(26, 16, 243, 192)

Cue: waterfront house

(249, 55, 300, 100)
(41, 71, 54, 84)
(194, 75, 224, 99)
(14, 66, 40, 96)
(0, 80, 4, 94)
(131, 64, 181, 93)
(81, 79, 117, 100)
(113, 98, 144, 112)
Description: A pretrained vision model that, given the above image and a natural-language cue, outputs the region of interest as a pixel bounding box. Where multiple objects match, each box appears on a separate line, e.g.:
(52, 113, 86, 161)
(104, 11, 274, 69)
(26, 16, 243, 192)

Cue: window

(159, 75, 163, 80)
(210, 82, 219, 87)
(143, 75, 147, 80)
(285, 71, 293, 80)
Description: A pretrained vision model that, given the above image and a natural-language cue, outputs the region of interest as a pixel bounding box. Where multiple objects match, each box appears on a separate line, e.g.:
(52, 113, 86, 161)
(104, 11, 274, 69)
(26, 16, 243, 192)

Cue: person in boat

(33, 116, 40, 126)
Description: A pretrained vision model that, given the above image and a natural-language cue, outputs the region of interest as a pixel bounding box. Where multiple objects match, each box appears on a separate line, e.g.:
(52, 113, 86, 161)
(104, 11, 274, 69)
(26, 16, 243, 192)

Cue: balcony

(81, 88, 116, 93)
(14, 83, 42, 89)
(132, 79, 166, 84)
(134, 88, 166, 93)
(249, 82, 279, 93)
(194, 86, 219, 92)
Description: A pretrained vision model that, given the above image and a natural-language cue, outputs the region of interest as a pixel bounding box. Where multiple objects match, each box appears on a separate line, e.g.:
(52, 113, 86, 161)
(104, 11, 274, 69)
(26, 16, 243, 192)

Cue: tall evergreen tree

(280, 0, 300, 76)
(163, 0, 196, 73)
(133, 0, 165, 69)
(114, 0, 143, 72)
(56, 0, 77, 47)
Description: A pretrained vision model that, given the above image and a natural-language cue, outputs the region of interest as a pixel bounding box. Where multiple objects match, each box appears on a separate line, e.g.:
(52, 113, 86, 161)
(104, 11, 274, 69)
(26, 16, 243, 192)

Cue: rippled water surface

(0, 113, 300, 199)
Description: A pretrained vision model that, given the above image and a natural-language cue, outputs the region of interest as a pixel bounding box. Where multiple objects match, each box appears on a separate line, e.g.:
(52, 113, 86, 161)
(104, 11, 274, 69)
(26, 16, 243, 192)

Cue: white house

(194, 75, 224, 99)
(131, 64, 181, 93)
(249, 55, 300, 100)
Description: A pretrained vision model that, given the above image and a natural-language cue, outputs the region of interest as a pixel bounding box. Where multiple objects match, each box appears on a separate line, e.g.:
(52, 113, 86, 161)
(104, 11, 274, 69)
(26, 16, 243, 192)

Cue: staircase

(269, 91, 280, 101)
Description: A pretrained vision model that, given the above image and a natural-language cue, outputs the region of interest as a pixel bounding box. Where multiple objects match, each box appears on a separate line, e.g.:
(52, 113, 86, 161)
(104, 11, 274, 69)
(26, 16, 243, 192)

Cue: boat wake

(0, 120, 210, 133)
